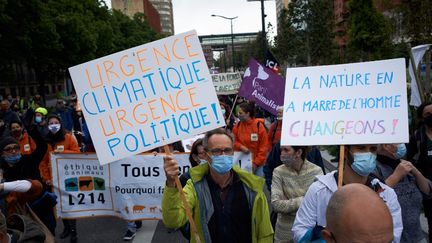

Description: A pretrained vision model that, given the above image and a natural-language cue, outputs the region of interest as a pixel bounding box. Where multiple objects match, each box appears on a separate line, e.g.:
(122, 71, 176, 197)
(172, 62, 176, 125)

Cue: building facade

(149, 0, 174, 35)
(111, 0, 162, 33)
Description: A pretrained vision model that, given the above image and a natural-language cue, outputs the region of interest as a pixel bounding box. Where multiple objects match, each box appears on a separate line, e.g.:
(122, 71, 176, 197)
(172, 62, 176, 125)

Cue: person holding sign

(162, 128, 274, 243)
(321, 183, 394, 243)
(291, 144, 403, 243)
(271, 145, 322, 243)
(232, 102, 269, 176)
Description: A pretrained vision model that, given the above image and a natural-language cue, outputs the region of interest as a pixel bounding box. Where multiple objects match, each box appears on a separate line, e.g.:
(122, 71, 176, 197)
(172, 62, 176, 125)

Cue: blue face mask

(35, 116, 42, 123)
(394, 144, 407, 159)
(210, 155, 233, 175)
(4, 154, 22, 164)
(351, 152, 376, 176)
(199, 159, 208, 165)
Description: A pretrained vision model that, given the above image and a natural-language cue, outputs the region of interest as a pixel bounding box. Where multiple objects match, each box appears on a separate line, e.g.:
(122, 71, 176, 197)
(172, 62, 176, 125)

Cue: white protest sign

(69, 30, 225, 164)
(51, 153, 190, 219)
(51, 152, 253, 219)
(211, 72, 242, 94)
(281, 58, 409, 146)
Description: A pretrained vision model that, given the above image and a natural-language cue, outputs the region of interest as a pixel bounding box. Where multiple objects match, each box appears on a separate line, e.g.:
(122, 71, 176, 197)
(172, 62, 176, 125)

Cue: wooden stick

(164, 145, 201, 243)
(338, 145, 345, 189)
(226, 94, 238, 123)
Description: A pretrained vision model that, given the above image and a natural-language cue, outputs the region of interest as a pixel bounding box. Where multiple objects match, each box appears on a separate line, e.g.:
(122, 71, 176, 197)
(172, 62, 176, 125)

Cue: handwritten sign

(51, 152, 251, 219)
(281, 58, 409, 146)
(69, 31, 225, 164)
(211, 72, 242, 94)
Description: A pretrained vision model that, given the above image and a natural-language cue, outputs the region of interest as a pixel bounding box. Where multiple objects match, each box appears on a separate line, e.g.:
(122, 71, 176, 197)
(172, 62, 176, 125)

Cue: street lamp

(211, 14, 238, 71)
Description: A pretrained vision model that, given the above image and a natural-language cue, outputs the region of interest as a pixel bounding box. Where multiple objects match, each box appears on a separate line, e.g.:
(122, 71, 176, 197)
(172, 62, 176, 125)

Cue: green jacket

(162, 164, 274, 243)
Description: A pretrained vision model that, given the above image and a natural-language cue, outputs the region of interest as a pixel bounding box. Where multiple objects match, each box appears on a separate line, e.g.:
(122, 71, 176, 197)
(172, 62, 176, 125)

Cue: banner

(281, 58, 409, 146)
(239, 58, 285, 115)
(51, 152, 252, 219)
(409, 44, 431, 107)
(69, 30, 225, 164)
(211, 72, 242, 95)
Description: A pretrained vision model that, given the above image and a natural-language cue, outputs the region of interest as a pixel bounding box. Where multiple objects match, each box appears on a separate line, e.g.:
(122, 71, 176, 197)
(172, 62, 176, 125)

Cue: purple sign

(238, 58, 285, 115)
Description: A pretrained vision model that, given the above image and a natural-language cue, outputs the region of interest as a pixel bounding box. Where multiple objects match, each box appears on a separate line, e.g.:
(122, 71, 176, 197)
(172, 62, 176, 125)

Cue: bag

(7, 214, 45, 243)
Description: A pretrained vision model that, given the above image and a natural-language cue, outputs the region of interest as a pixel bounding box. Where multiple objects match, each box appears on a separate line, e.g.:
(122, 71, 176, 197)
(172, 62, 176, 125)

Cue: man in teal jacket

(162, 128, 274, 243)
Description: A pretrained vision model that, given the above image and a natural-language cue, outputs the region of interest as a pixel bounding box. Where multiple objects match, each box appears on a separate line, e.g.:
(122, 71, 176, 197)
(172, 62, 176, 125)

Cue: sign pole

(164, 145, 201, 243)
(338, 145, 345, 189)
(226, 94, 238, 122)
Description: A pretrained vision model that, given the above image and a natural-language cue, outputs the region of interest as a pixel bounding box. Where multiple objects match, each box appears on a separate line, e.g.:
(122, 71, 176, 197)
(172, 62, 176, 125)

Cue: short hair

(239, 102, 256, 118)
(292, 146, 309, 161)
(417, 101, 432, 119)
(202, 128, 233, 151)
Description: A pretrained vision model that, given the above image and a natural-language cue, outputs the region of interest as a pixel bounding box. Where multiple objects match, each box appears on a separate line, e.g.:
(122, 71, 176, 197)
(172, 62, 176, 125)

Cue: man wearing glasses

(162, 128, 274, 243)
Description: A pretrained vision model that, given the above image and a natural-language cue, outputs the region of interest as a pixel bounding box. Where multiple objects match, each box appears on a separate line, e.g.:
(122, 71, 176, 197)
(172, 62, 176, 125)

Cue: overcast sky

(172, 0, 277, 37)
(106, 0, 277, 37)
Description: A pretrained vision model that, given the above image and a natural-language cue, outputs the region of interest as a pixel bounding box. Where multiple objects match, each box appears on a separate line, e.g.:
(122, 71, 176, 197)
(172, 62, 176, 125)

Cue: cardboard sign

(211, 72, 242, 94)
(281, 58, 409, 145)
(69, 30, 225, 164)
(51, 152, 251, 219)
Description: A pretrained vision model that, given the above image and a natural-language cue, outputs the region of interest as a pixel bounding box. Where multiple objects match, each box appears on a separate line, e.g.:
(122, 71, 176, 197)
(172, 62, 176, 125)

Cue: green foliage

(346, 0, 394, 61)
(399, 0, 432, 45)
(274, 0, 337, 66)
(0, 0, 161, 92)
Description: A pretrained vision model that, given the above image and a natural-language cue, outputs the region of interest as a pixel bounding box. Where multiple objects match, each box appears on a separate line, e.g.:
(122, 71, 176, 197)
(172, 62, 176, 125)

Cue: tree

(346, 0, 393, 61)
(399, 0, 432, 45)
(274, 0, 336, 67)
(0, 0, 161, 97)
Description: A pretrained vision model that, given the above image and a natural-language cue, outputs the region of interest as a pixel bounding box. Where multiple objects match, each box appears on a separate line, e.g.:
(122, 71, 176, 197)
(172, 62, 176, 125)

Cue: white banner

(281, 58, 409, 146)
(69, 30, 225, 164)
(51, 152, 252, 219)
(211, 72, 242, 95)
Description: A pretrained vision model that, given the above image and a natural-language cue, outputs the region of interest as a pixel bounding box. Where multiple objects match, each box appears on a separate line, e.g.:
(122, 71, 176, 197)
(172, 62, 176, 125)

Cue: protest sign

(51, 152, 251, 219)
(211, 72, 242, 95)
(69, 30, 225, 164)
(239, 58, 285, 115)
(281, 58, 409, 146)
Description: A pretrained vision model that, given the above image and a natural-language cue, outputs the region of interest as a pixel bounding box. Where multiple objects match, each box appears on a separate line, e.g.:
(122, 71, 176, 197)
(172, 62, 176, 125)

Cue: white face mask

(48, 124, 61, 133)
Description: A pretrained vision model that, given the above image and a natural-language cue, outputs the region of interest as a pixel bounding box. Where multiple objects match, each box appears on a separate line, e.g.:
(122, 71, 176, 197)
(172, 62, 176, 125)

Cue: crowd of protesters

(0, 92, 431, 243)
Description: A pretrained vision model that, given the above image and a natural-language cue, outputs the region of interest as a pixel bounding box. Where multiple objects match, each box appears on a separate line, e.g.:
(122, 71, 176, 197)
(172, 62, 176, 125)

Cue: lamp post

(211, 14, 238, 71)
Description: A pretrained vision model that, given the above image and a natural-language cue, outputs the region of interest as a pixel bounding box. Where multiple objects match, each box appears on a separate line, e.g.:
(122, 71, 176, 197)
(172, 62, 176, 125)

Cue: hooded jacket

(162, 164, 274, 243)
(292, 171, 403, 243)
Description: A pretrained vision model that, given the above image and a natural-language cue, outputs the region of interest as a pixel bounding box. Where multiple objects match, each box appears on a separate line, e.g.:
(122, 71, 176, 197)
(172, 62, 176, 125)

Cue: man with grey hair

(162, 128, 274, 243)
(321, 183, 394, 243)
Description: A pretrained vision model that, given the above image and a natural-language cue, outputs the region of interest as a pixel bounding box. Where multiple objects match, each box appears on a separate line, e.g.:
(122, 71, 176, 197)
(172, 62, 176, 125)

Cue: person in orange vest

(232, 102, 269, 176)
(39, 114, 80, 243)
(9, 120, 36, 155)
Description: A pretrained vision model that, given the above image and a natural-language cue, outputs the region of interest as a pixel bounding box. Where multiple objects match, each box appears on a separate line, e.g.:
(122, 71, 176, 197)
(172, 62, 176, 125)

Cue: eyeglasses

(3, 145, 20, 153)
(209, 148, 233, 156)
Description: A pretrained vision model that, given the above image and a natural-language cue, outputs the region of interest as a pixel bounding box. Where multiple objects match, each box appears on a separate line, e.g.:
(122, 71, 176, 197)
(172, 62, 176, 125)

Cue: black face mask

(424, 115, 432, 127)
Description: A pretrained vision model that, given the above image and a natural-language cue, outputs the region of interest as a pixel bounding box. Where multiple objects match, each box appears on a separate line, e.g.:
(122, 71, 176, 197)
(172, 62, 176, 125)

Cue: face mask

(210, 155, 233, 175)
(199, 159, 207, 164)
(221, 109, 226, 114)
(11, 129, 21, 137)
(281, 155, 297, 167)
(35, 117, 42, 123)
(424, 115, 432, 127)
(394, 144, 406, 159)
(351, 152, 377, 176)
(4, 154, 22, 164)
(48, 124, 61, 133)
(238, 114, 249, 122)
